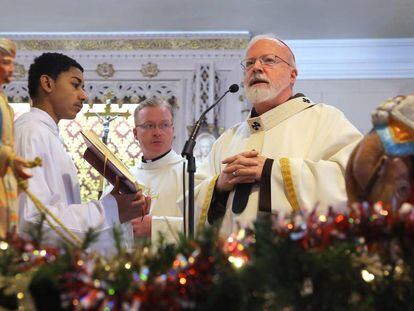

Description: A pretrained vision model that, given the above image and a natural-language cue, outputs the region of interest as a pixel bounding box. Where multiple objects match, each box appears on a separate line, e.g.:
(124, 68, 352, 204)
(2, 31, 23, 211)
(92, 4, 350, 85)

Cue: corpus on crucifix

(84, 92, 131, 144)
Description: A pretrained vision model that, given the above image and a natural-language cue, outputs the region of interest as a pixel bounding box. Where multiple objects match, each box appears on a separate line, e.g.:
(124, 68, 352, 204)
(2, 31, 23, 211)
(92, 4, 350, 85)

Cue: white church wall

(3, 33, 414, 152)
(294, 78, 414, 134)
(2, 33, 413, 200)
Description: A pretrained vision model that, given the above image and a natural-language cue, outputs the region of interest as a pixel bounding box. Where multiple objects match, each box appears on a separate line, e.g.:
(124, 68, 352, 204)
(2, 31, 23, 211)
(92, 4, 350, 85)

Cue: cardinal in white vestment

(15, 53, 148, 255)
(195, 34, 363, 237)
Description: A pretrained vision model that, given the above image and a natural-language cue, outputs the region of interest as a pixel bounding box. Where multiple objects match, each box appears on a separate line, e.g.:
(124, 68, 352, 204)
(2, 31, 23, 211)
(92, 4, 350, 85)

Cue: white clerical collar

(30, 107, 61, 137)
(246, 96, 314, 134)
(139, 149, 183, 170)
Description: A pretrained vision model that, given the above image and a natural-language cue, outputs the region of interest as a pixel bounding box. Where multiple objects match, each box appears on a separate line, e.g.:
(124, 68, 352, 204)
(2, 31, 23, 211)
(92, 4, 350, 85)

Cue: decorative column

(194, 63, 215, 124)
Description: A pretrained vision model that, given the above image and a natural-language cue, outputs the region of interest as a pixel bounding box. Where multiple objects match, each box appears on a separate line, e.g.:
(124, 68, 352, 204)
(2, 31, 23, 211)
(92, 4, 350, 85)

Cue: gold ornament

(12, 63, 26, 79)
(140, 62, 159, 78)
(96, 63, 115, 79)
(16, 38, 249, 51)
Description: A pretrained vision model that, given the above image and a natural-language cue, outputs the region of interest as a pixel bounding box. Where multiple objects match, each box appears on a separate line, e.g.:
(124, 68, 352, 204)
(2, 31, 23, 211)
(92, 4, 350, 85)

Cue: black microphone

(181, 84, 239, 238)
(182, 84, 240, 156)
(229, 83, 239, 93)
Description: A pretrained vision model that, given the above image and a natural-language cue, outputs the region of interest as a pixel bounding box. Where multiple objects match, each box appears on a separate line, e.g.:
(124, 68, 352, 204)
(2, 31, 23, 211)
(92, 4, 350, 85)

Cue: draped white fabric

(131, 149, 185, 243)
(15, 108, 130, 255)
(195, 97, 363, 237)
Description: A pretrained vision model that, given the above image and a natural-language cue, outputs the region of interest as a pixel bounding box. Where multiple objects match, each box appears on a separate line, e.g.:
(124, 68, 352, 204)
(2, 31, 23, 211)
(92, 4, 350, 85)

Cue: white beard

(245, 84, 279, 104)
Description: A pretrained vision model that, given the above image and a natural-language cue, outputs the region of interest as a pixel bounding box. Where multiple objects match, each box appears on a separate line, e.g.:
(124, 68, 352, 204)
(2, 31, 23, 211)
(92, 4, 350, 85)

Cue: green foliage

(27, 213, 46, 249)
(2, 213, 414, 310)
(0, 287, 18, 310)
(81, 228, 100, 251)
(29, 251, 73, 311)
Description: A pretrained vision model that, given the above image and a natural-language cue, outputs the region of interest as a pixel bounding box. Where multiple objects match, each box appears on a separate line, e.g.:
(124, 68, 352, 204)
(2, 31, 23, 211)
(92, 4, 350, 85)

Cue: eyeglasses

(135, 122, 173, 131)
(240, 54, 292, 71)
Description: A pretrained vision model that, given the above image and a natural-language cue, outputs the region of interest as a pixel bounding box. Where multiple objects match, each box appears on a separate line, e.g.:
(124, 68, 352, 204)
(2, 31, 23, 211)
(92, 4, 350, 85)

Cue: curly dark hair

(28, 52, 83, 99)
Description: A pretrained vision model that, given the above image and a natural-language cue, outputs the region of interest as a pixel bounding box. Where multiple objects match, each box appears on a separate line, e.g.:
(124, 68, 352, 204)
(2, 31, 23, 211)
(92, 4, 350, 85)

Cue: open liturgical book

(81, 130, 146, 194)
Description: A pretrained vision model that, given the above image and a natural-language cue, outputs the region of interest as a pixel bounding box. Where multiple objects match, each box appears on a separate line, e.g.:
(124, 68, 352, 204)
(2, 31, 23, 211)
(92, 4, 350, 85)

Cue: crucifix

(84, 92, 131, 144)
(84, 92, 131, 197)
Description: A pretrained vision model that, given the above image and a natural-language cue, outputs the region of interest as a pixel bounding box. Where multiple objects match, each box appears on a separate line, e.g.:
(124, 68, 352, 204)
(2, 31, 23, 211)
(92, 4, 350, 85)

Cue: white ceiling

(2, 0, 414, 39)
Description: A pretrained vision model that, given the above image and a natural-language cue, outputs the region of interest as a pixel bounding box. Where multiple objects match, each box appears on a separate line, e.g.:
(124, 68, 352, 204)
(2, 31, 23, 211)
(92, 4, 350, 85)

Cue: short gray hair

(134, 97, 174, 125)
(246, 33, 296, 68)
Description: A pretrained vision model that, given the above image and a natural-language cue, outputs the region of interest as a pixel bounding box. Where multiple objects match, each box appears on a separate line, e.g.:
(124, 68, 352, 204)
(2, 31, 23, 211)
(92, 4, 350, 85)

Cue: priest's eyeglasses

(240, 54, 292, 71)
(136, 122, 173, 131)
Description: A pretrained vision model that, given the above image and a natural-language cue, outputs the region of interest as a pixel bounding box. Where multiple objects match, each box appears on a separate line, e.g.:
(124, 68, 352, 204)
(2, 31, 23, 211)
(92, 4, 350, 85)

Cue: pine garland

(1, 202, 414, 310)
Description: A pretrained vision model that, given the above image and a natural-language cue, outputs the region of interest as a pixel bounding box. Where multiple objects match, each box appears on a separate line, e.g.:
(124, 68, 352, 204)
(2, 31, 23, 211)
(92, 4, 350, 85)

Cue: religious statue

(346, 95, 414, 208)
(0, 38, 32, 238)
(194, 132, 216, 166)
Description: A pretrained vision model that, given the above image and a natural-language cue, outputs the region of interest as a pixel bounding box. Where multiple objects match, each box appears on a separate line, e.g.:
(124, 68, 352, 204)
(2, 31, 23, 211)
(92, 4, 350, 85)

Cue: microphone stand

(181, 89, 233, 238)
